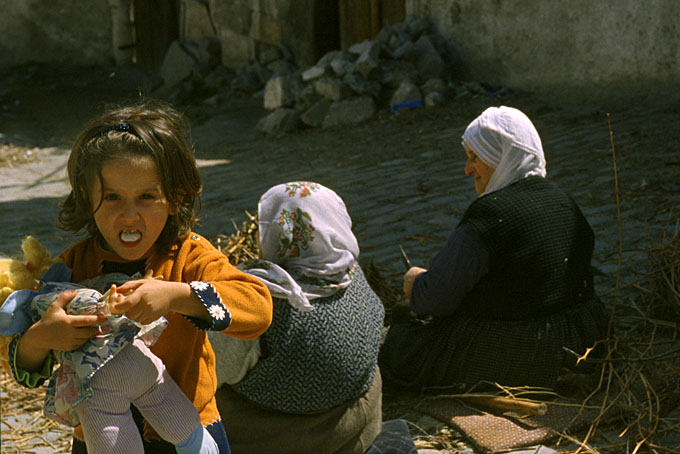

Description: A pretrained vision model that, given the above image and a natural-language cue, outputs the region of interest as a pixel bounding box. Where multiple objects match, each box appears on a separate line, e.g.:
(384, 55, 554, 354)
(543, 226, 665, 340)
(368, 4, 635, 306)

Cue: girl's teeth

(121, 230, 141, 243)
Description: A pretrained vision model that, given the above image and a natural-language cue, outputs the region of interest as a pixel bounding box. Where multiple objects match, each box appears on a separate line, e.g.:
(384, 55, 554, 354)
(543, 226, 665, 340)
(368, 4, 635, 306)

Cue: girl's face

(90, 157, 173, 261)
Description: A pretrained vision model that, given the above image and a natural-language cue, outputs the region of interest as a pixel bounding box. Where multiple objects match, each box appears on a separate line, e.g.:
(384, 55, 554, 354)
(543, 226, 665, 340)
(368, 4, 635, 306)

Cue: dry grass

(0, 143, 39, 168)
(0, 369, 72, 453)
(214, 210, 260, 264)
(573, 222, 680, 454)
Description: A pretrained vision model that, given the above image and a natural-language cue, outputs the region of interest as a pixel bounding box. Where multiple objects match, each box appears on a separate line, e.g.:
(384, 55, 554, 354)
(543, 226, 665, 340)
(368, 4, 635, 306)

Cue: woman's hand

(403, 266, 427, 299)
(114, 279, 208, 325)
(17, 290, 106, 372)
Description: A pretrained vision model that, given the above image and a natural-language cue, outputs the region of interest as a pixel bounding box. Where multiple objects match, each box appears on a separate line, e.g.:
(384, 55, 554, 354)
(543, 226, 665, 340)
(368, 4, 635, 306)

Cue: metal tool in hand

(399, 245, 412, 270)
(398, 245, 433, 325)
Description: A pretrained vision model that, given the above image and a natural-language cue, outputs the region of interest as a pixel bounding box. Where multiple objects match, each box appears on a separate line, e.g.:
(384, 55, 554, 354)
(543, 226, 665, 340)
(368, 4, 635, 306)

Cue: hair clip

(102, 123, 131, 134)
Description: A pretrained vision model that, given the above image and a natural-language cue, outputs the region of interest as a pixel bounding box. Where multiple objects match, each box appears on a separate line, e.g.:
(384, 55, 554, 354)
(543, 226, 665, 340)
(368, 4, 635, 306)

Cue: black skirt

(378, 295, 608, 392)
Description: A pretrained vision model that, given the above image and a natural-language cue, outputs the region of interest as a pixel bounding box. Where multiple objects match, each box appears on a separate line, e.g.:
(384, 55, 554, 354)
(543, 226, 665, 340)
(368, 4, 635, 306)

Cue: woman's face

(464, 145, 495, 194)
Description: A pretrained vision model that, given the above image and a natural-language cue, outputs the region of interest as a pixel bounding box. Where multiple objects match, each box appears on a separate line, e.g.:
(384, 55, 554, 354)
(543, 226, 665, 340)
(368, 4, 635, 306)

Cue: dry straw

(1, 369, 72, 453)
(548, 115, 680, 453)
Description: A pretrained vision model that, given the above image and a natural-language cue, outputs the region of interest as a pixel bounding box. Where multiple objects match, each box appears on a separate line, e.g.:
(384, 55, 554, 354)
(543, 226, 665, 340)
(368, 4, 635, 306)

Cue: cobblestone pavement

(4, 90, 679, 303)
(1, 66, 679, 452)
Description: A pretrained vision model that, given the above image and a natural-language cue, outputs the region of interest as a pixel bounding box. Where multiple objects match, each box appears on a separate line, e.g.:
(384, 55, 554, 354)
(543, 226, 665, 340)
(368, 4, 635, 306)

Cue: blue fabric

(0, 263, 73, 335)
(0, 290, 38, 335)
(42, 262, 73, 282)
(457, 176, 596, 320)
(206, 422, 230, 454)
(365, 419, 417, 454)
(4, 264, 168, 426)
(175, 425, 218, 454)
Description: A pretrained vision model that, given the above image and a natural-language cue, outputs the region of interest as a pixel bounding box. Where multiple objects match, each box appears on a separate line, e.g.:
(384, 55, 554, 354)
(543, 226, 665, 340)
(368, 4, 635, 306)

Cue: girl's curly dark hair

(58, 100, 202, 254)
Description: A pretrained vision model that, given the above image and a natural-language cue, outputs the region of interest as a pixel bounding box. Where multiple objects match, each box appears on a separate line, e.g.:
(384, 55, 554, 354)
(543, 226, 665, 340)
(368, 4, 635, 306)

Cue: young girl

(7, 100, 273, 453)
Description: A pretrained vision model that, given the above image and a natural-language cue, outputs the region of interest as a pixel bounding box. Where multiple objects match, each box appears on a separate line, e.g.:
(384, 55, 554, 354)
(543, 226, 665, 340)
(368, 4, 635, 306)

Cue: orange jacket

(60, 233, 272, 439)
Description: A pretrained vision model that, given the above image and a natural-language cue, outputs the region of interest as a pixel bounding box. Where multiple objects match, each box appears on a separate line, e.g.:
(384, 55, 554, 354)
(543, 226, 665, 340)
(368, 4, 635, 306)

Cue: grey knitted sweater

(231, 266, 384, 413)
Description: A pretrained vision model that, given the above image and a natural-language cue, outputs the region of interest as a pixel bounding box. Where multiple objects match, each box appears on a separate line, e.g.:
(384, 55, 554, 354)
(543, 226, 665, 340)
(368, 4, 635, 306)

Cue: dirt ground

(2, 64, 679, 453)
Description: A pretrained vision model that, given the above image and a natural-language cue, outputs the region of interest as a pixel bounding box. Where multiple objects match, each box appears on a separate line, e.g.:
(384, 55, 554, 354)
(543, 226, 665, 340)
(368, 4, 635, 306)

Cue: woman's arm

(409, 224, 489, 317)
(403, 266, 427, 298)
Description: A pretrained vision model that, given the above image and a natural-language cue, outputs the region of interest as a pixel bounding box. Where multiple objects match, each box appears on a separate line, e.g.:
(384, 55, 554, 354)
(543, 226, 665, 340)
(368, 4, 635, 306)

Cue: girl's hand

(17, 290, 106, 372)
(115, 279, 207, 325)
(34, 290, 107, 351)
(403, 266, 427, 299)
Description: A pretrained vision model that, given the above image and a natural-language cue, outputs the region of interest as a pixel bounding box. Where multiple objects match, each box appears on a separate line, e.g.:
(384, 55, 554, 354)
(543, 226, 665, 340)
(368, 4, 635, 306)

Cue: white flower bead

(191, 281, 210, 291)
(208, 304, 226, 320)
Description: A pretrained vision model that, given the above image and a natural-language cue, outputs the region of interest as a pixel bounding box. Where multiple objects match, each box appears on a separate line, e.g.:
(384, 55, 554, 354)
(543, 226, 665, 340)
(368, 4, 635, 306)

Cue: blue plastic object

(390, 99, 423, 113)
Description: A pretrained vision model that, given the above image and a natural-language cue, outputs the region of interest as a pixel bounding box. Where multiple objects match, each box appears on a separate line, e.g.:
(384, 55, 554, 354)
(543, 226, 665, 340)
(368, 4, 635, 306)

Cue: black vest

(458, 177, 595, 320)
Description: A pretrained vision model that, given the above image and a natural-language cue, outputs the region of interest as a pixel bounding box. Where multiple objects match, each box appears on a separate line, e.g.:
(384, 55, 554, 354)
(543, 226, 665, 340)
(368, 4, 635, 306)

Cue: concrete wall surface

(210, 0, 317, 69)
(3, 0, 677, 104)
(0, 0, 113, 69)
(407, 0, 680, 102)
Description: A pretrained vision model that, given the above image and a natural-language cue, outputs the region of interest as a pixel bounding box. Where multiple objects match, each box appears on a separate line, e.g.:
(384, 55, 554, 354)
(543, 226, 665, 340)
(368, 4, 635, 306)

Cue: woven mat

(419, 398, 601, 454)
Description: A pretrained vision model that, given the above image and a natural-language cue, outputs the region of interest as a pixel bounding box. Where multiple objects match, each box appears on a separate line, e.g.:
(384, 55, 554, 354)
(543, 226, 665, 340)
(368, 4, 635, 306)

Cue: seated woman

(379, 106, 608, 392)
(214, 181, 385, 454)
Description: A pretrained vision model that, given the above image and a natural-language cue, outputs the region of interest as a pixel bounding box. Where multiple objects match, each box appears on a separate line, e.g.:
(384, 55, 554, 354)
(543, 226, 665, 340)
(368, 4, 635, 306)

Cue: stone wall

(0, 0, 113, 69)
(3, 0, 678, 104)
(206, 0, 318, 69)
(406, 0, 680, 103)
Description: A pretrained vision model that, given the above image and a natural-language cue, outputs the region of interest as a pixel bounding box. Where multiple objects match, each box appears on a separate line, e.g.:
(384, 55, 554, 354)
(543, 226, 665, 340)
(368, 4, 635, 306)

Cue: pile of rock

(256, 15, 460, 134)
(155, 34, 299, 108)
(155, 15, 471, 134)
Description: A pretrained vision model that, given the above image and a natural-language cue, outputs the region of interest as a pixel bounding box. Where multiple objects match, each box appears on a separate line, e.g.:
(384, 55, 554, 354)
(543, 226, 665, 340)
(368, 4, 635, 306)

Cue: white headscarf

(239, 181, 359, 312)
(462, 106, 547, 196)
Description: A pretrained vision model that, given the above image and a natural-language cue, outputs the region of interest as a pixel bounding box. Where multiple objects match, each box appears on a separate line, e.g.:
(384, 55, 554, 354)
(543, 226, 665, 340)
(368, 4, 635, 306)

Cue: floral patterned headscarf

(239, 182, 359, 312)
